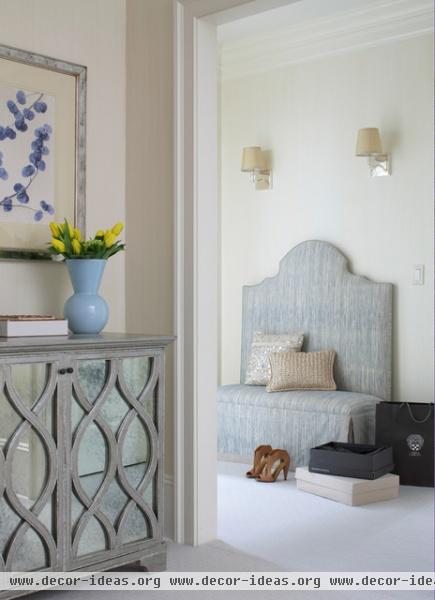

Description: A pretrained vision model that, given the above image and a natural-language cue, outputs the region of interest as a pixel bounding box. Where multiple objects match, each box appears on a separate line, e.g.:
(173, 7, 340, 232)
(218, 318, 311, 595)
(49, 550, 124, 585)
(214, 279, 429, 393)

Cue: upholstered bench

(217, 240, 392, 467)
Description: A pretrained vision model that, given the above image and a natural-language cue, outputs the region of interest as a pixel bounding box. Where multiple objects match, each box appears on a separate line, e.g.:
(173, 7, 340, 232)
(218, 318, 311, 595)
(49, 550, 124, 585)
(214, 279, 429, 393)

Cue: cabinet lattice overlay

(0, 334, 172, 595)
(70, 357, 158, 559)
(0, 362, 57, 572)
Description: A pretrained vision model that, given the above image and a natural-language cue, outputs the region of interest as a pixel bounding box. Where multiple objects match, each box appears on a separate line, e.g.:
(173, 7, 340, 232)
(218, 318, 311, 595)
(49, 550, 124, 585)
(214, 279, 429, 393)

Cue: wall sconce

(355, 128, 391, 177)
(241, 146, 272, 190)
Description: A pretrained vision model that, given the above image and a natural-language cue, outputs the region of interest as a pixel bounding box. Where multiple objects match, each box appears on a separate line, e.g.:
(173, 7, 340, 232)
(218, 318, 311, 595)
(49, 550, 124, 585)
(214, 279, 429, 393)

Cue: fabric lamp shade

(355, 128, 383, 156)
(241, 146, 265, 171)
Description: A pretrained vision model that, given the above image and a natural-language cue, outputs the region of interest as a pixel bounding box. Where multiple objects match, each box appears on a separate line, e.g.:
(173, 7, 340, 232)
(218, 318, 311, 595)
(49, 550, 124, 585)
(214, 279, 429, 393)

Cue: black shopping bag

(375, 402, 434, 486)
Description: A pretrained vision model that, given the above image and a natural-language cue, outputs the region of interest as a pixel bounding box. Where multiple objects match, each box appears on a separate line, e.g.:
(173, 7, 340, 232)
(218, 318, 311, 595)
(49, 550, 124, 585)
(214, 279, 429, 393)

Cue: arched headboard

(240, 240, 392, 400)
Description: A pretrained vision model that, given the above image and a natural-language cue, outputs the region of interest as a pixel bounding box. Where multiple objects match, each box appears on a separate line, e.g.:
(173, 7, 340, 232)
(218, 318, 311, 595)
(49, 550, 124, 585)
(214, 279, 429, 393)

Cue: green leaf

(63, 219, 73, 258)
(102, 242, 125, 260)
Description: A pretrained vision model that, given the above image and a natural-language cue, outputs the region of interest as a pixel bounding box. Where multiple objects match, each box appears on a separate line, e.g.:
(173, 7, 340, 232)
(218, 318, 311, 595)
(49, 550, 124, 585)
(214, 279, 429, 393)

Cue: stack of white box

(295, 466, 400, 506)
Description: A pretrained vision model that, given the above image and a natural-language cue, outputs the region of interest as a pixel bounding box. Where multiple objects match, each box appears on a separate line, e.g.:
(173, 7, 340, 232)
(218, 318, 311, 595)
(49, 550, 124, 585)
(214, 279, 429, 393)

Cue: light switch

(413, 264, 425, 285)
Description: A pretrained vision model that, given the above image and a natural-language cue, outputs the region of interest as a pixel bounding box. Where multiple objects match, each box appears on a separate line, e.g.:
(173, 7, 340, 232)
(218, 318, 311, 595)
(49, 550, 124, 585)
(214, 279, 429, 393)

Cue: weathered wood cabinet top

(0, 333, 174, 355)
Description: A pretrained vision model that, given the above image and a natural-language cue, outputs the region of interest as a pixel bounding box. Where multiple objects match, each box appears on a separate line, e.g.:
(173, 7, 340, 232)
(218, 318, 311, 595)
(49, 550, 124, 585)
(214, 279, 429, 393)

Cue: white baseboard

(164, 474, 175, 541)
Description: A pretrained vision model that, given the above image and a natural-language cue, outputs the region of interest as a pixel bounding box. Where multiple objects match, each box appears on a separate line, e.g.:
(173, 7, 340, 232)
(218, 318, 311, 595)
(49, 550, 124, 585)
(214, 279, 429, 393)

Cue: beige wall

(126, 0, 175, 475)
(220, 35, 434, 403)
(0, 0, 176, 478)
(0, 0, 126, 331)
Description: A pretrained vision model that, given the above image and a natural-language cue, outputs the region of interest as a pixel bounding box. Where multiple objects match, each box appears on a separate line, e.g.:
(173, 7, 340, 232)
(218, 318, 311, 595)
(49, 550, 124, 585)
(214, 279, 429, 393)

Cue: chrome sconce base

(251, 169, 272, 190)
(368, 154, 391, 177)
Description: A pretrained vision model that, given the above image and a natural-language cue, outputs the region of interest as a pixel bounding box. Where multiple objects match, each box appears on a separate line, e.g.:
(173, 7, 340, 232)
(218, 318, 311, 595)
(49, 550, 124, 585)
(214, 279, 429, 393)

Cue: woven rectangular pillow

(267, 350, 337, 392)
(244, 332, 304, 386)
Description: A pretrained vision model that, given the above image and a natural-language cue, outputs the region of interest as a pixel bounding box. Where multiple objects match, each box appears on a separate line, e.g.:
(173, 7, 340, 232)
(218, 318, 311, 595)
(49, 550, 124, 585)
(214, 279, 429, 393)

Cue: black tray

(309, 442, 394, 480)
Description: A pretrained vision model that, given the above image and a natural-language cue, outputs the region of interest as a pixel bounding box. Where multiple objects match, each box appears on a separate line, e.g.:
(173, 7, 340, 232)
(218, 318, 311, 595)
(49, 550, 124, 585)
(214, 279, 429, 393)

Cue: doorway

(174, 1, 435, 570)
(174, 0, 303, 546)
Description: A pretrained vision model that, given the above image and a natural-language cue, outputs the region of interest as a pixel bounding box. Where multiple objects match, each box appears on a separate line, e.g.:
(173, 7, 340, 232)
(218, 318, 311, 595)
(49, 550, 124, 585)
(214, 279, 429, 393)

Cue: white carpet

(34, 541, 282, 600)
(34, 540, 431, 600)
(27, 463, 435, 600)
(35, 538, 433, 600)
(217, 461, 434, 573)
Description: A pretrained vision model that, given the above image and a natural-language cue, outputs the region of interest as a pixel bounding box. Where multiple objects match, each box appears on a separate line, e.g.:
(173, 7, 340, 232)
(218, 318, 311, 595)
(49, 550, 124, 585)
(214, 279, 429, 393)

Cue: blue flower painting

(0, 85, 55, 224)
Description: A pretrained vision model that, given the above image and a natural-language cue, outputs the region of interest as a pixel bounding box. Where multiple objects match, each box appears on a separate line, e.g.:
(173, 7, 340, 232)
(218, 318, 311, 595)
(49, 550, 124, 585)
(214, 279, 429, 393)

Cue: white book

(0, 315, 69, 337)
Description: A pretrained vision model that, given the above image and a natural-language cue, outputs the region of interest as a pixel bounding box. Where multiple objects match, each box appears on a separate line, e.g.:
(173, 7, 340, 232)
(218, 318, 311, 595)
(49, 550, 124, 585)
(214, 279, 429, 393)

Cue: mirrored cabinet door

(0, 362, 58, 572)
(69, 354, 161, 566)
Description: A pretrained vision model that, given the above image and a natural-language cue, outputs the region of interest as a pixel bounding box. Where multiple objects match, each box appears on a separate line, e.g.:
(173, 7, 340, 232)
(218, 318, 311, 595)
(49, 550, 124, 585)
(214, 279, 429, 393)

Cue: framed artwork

(0, 44, 86, 260)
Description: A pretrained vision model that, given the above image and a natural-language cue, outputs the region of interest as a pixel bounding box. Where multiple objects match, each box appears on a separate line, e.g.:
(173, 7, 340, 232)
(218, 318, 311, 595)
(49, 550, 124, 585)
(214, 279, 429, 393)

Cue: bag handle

(400, 402, 433, 424)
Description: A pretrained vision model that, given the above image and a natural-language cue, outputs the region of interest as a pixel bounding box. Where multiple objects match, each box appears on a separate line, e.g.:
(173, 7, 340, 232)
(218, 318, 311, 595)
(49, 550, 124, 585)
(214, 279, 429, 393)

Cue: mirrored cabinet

(0, 333, 173, 597)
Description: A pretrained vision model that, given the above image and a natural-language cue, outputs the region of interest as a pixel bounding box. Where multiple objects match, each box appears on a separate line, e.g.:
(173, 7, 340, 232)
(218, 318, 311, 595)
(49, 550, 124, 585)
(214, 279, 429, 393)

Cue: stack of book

(0, 315, 69, 337)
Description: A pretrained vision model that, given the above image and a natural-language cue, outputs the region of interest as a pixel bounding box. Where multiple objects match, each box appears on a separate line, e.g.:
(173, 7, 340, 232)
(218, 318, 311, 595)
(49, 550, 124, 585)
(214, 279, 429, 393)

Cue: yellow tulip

(111, 222, 124, 236)
(104, 231, 117, 248)
(49, 222, 61, 238)
(72, 239, 81, 255)
(52, 238, 66, 253)
(73, 228, 82, 241)
(95, 230, 104, 239)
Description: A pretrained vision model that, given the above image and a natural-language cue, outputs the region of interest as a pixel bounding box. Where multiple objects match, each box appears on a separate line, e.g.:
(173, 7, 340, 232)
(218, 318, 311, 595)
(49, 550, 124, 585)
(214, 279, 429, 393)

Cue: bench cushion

(218, 384, 380, 414)
(218, 384, 380, 466)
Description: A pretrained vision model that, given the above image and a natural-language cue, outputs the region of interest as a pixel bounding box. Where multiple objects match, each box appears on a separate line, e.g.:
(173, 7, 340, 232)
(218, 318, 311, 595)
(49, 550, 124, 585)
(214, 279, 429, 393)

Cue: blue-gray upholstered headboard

(240, 240, 393, 401)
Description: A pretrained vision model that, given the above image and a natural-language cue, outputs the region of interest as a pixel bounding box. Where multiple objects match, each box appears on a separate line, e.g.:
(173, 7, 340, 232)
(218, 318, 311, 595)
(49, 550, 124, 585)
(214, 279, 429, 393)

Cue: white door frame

(174, 0, 219, 546)
(173, 0, 297, 546)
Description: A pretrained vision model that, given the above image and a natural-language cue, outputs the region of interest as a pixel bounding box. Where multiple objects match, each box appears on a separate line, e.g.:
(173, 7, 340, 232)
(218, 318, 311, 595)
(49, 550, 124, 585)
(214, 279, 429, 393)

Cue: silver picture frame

(0, 44, 86, 260)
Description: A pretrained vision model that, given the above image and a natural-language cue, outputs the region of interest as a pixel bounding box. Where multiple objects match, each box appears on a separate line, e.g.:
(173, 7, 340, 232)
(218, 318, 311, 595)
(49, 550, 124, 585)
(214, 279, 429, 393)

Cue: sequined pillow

(244, 332, 304, 385)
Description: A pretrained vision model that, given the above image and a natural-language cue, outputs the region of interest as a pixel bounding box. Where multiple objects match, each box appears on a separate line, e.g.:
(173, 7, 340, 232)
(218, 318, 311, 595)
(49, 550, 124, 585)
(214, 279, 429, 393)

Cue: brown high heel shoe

(256, 449, 290, 482)
(246, 444, 272, 478)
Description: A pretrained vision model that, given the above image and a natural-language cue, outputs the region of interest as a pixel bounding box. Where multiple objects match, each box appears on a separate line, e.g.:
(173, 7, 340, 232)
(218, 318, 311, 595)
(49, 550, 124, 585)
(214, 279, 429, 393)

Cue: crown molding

(219, 0, 434, 80)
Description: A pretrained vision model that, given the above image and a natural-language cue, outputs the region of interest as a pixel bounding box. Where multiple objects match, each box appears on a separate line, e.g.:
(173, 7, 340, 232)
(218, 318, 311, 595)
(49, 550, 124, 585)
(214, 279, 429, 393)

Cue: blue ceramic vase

(64, 259, 109, 334)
